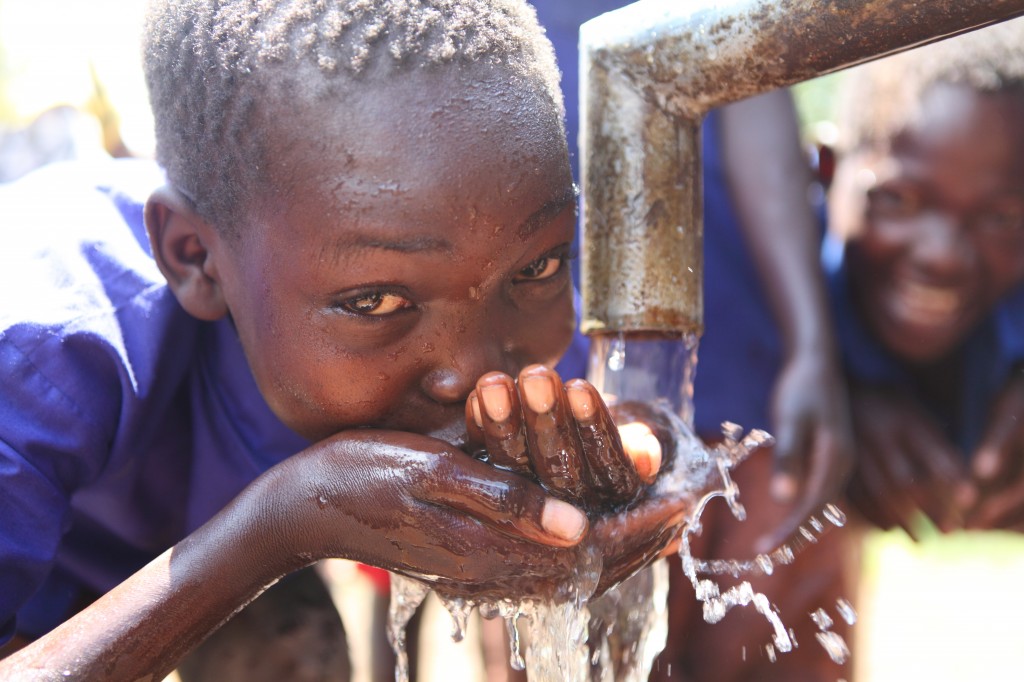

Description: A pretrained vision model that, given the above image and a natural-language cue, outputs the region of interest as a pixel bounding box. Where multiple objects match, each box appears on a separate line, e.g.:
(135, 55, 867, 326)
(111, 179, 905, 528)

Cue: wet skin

(831, 84, 1024, 533)
(1, 60, 695, 681)
(157, 63, 686, 595)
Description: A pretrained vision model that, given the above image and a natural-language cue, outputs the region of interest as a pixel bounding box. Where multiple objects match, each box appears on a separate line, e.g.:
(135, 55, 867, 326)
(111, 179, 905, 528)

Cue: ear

(145, 186, 229, 321)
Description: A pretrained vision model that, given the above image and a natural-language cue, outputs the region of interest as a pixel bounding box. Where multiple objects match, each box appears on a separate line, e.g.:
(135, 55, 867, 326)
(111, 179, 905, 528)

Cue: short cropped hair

(143, 0, 563, 234)
(837, 18, 1024, 153)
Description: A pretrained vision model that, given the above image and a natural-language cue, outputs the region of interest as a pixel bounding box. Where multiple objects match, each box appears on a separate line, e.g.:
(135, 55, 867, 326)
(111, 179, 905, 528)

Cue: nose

(419, 314, 519, 405)
(912, 211, 975, 279)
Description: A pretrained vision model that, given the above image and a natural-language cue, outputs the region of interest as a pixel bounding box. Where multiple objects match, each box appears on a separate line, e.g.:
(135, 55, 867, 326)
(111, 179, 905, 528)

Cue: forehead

(252, 62, 570, 243)
(890, 84, 1024, 178)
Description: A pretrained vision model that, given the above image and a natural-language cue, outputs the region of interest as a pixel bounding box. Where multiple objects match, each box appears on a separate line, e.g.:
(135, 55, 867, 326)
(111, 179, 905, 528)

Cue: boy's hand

(845, 385, 965, 538)
(265, 429, 596, 600)
(465, 365, 655, 510)
(963, 369, 1024, 530)
(464, 365, 690, 595)
(759, 351, 855, 552)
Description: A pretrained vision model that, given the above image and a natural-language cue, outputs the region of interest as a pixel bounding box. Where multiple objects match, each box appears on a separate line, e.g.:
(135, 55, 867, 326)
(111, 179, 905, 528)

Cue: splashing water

(385, 332, 854, 680)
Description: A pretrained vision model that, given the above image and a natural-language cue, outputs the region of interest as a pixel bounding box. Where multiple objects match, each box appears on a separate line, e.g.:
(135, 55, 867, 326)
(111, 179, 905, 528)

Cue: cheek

(977, 241, 1024, 300)
(523, 292, 576, 367)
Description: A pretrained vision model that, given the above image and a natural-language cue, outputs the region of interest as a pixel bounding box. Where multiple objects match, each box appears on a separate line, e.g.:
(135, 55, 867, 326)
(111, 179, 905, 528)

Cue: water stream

(386, 332, 853, 680)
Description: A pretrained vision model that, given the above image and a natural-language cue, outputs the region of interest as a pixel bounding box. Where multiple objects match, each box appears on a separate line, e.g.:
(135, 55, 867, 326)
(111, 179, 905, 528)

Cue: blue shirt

(0, 160, 309, 641)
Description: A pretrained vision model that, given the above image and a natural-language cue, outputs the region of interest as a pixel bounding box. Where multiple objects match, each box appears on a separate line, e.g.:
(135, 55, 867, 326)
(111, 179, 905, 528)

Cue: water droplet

(798, 525, 818, 543)
(835, 598, 858, 625)
(317, 494, 328, 508)
(607, 335, 626, 371)
(815, 630, 850, 664)
(810, 607, 833, 630)
(823, 503, 847, 527)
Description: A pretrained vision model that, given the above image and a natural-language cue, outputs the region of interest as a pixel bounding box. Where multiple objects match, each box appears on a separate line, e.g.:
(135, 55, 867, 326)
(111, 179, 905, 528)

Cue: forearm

(718, 89, 837, 360)
(0, 478, 295, 681)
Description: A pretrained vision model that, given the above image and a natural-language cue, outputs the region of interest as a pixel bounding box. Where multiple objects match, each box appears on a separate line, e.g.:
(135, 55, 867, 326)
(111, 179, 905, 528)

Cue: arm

(718, 89, 855, 552)
(1, 431, 591, 680)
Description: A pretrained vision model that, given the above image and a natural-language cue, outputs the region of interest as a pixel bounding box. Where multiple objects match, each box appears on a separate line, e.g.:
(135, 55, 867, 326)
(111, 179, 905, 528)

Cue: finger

(466, 391, 487, 455)
(965, 477, 1024, 530)
(618, 422, 662, 485)
(564, 378, 641, 505)
(769, 412, 811, 504)
(899, 418, 964, 486)
(972, 392, 1024, 482)
(475, 372, 533, 475)
(518, 365, 589, 503)
(899, 424, 965, 531)
(423, 448, 588, 547)
(855, 440, 919, 540)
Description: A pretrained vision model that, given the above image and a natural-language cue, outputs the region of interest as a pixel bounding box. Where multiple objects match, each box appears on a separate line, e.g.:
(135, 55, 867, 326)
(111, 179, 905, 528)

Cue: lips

(887, 278, 966, 329)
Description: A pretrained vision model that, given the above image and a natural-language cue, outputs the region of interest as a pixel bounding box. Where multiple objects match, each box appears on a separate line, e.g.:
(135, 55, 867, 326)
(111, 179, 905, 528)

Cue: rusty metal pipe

(579, 0, 1024, 336)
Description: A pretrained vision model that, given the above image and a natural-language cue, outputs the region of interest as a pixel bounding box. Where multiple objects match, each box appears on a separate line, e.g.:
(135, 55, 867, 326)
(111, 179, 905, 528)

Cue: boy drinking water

(0, 1, 687, 678)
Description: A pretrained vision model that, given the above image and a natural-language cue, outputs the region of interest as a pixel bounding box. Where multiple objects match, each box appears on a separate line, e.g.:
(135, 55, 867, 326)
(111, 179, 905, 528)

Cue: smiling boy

(826, 20, 1024, 534)
(0, 1, 686, 679)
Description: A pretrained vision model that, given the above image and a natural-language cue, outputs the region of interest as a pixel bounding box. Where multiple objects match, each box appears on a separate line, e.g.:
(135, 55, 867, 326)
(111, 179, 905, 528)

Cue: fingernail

(541, 498, 587, 542)
(480, 383, 511, 422)
(522, 375, 556, 414)
(470, 394, 483, 428)
(567, 385, 594, 421)
(771, 474, 797, 502)
(633, 433, 663, 482)
(974, 448, 999, 479)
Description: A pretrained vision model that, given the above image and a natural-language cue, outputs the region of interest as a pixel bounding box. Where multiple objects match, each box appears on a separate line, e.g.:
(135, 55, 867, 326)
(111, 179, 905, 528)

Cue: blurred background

(3, 1, 1024, 680)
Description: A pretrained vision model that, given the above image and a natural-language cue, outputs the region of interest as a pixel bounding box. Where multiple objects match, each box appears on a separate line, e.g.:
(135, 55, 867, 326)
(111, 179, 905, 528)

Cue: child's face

(211, 65, 576, 443)
(830, 83, 1024, 364)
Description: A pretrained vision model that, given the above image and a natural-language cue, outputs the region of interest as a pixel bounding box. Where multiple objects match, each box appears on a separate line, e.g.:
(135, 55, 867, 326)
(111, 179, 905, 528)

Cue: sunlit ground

(5, 2, 1024, 681)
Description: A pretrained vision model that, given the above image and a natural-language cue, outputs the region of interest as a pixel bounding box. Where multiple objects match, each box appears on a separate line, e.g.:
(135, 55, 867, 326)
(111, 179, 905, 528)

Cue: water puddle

(386, 332, 854, 680)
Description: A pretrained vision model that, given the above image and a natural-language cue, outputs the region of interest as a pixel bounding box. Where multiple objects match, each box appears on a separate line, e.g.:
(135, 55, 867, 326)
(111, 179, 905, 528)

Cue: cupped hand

(264, 429, 596, 600)
(845, 384, 966, 538)
(758, 351, 855, 552)
(963, 368, 1024, 530)
(465, 365, 692, 596)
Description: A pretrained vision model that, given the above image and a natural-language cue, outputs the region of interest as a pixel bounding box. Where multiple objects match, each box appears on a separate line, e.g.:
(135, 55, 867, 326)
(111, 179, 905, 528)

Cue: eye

(337, 291, 412, 316)
(975, 206, 1024, 235)
(867, 184, 921, 219)
(514, 250, 571, 283)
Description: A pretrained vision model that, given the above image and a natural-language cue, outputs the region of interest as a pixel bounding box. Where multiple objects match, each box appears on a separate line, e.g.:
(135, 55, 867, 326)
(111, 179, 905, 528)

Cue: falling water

(386, 331, 853, 680)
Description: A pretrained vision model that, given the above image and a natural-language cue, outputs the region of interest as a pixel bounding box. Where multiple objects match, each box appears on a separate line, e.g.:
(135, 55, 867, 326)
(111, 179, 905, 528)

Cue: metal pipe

(579, 0, 1024, 336)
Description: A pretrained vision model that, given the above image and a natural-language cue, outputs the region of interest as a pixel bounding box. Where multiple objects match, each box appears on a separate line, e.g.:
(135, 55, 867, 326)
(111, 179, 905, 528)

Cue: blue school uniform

(0, 160, 309, 642)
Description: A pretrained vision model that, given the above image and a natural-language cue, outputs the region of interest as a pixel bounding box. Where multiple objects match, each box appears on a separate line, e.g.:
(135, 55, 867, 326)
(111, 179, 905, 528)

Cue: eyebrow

(516, 184, 580, 239)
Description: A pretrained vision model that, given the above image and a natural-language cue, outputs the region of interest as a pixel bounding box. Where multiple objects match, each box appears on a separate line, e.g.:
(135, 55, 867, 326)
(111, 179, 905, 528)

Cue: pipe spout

(579, 0, 1024, 336)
